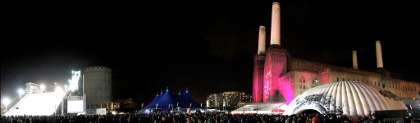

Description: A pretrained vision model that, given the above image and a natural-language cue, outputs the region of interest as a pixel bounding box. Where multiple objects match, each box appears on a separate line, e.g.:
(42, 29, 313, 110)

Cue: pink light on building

(253, 26, 267, 102)
(253, 54, 265, 102)
(262, 1, 285, 102)
(278, 75, 295, 104)
(263, 47, 288, 102)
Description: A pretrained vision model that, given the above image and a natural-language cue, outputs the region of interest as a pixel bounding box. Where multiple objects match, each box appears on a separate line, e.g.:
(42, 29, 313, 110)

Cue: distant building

(114, 98, 136, 113)
(206, 91, 252, 110)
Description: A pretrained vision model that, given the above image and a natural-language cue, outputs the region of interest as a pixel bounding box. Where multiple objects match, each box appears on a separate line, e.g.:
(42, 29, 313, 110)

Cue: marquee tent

(138, 87, 202, 114)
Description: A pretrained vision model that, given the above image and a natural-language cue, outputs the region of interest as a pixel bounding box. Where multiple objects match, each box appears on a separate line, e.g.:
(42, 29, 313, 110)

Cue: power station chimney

(352, 51, 358, 69)
(258, 25, 266, 54)
(270, 2, 281, 45)
(376, 40, 384, 68)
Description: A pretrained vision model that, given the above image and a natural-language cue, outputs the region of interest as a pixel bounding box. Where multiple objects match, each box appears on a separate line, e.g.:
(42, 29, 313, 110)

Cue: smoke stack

(376, 40, 383, 68)
(258, 25, 266, 54)
(352, 51, 358, 69)
(270, 2, 281, 45)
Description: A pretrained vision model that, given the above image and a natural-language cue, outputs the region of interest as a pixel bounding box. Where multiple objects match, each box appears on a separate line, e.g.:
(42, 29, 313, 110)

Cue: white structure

(25, 82, 39, 94)
(284, 81, 407, 121)
(68, 70, 81, 92)
(231, 103, 287, 114)
(4, 91, 65, 116)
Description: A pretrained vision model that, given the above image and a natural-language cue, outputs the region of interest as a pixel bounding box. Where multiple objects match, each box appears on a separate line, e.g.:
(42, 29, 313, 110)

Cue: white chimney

(352, 51, 358, 69)
(270, 2, 281, 45)
(376, 40, 383, 68)
(258, 25, 266, 54)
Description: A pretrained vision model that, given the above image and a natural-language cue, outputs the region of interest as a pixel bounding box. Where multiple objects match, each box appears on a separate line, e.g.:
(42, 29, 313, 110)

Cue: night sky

(2, 1, 418, 107)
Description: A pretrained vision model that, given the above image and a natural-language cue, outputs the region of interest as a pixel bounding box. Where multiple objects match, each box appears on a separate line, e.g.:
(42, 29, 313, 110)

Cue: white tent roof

(231, 103, 288, 114)
(284, 81, 407, 121)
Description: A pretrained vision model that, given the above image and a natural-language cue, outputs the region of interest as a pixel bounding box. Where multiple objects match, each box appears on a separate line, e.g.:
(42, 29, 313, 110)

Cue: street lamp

(18, 89, 24, 99)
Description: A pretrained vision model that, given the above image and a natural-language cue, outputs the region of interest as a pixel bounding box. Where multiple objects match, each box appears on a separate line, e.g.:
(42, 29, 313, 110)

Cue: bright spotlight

(2, 97, 10, 105)
(18, 89, 24, 95)
(3, 97, 10, 110)
(40, 84, 45, 92)
(18, 89, 24, 98)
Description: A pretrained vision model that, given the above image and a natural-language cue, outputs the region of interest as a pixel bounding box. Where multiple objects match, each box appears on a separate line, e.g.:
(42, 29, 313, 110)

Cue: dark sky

(2, 1, 418, 107)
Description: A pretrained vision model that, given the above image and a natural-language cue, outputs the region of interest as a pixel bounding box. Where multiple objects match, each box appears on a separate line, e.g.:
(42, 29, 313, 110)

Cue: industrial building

(253, 2, 419, 104)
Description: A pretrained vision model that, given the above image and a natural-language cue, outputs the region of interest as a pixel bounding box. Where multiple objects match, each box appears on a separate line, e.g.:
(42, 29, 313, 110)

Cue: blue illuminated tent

(138, 87, 203, 114)
(142, 92, 161, 108)
(178, 88, 201, 108)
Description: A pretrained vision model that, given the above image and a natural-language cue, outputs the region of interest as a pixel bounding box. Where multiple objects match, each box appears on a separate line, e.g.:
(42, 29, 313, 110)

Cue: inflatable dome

(284, 81, 407, 121)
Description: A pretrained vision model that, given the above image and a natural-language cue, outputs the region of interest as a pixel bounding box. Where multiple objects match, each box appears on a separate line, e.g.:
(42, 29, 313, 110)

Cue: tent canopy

(141, 87, 202, 110)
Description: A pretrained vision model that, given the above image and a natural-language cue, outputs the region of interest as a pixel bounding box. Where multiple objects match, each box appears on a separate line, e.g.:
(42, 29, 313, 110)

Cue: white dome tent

(283, 81, 407, 122)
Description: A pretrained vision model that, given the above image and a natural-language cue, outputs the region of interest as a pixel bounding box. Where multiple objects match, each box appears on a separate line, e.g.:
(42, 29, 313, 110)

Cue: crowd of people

(0, 111, 418, 123)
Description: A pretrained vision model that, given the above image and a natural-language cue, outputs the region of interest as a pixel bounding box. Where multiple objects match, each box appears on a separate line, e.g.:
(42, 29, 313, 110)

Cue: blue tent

(142, 92, 161, 108)
(139, 87, 203, 114)
(178, 88, 202, 108)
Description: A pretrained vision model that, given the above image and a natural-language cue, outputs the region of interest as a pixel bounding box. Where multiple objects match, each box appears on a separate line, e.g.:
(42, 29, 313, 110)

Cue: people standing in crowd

(311, 114, 320, 123)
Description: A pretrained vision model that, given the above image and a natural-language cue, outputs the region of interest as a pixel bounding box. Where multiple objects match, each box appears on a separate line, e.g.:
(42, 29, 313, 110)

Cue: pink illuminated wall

(253, 55, 265, 102)
(263, 46, 288, 102)
(278, 74, 295, 104)
(319, 70, 330, 84)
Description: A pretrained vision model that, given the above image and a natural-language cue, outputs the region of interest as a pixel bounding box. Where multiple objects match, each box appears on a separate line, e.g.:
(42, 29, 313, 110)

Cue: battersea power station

(252, 1, 419, 105)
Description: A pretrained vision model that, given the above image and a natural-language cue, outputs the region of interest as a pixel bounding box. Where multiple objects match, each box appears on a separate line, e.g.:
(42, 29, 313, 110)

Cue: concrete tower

(352, 51, 358, 69)
(83, 66, 112, 109)
(376, 40, 384, 68)
(270, 2, 281, 45)
(253, 25, 266, 102)
(258, 26, 266, 55)
(262, 1, 290, 103)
